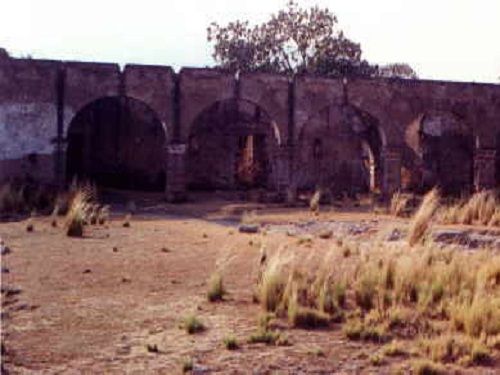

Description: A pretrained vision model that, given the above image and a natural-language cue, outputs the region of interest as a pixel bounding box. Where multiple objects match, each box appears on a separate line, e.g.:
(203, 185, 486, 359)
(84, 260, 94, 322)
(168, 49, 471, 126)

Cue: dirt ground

(1, 197, 499, 374)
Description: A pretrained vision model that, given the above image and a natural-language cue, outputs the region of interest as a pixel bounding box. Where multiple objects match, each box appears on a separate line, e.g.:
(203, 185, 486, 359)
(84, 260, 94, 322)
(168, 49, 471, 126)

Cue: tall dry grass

(407, 188, 440, 246)
(252, 230, 500, 364)
(422, 190, 500, 228)
(65, 187, 93, 237)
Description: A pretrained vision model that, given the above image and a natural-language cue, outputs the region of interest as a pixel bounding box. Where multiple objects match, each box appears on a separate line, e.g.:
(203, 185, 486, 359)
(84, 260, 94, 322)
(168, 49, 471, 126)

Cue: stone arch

(66, 96, 168, 191)
(186, 98, 281, 191)
(295, 103, 386, 196)
(404, 110, 474, 195)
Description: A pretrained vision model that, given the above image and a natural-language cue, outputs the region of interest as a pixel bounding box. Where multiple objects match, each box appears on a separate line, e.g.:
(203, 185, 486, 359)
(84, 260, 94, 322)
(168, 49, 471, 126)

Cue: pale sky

(1, 0, 499, 83)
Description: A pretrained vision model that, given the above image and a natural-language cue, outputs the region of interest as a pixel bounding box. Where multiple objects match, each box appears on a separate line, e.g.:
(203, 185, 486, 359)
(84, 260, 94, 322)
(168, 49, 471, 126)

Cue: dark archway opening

(66, 97, 167, 191)
(187, 99, 279, 191)
(297, 104, 384, 197)
(405, 112, 473, 196)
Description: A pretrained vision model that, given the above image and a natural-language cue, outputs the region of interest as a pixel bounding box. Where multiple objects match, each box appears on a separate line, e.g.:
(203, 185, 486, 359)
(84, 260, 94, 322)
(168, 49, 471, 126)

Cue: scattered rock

(1, 267, 9, 273)
(317, 229, 333, 239)
(0, 245, 11, 255)
(121, 277, 131, 283)
(1, 286, 22, 297)
(161, 247, 171, 253)
(146, 343, 159, 353)
(386, 228, 403, 242)
(239, 224, 260, 234)
(83, 269, 92, 274)
(433, 229, 500, 250)
(112, 247, 118, 252)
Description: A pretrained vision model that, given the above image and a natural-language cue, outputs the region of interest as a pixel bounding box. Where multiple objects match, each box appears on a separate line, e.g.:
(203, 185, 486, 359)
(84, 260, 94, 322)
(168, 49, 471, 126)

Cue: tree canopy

(207, 1, 417, 79)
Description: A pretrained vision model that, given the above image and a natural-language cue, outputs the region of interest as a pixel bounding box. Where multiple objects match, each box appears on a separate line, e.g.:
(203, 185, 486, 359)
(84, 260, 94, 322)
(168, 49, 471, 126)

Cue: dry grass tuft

(222, 335, 239, 350)
(407, 188, 440, 246)
(309, 189, 321, 214)
(437, 190, 500, 227)
(65, 188, 93, 237)
(181, 315, 205, 334)
(390, 191, 412, 217)
(207, 272, 226, 302)
(411, 359, 445, 375)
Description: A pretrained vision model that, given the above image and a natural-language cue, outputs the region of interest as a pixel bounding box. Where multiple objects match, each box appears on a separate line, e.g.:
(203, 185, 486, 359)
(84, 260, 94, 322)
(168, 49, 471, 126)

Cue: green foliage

(207, 1, 416, 78)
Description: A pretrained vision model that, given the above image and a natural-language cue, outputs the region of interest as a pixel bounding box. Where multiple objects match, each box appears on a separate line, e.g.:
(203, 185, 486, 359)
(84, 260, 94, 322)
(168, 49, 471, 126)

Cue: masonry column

(165, 143, 187, 202)
(54, 140, 68, 189)
(382, 147, 401, 197)
(274, 145, 292, 200)
(474, 148, 496, 191)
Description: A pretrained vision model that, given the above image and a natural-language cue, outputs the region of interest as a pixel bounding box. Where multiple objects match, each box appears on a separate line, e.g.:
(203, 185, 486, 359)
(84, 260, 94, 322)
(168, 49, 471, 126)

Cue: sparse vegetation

(181, 315, 205, 334)
(65, 188, 93, 237)
(390, 191, 412, 217)
(407, 188, 439, 246)
(181, 357, 193, 373)
(207, 272, 226, 302)
(309, 189, 321, 214)
(411, 359, 445, 375)
(222, 335, 239, 350)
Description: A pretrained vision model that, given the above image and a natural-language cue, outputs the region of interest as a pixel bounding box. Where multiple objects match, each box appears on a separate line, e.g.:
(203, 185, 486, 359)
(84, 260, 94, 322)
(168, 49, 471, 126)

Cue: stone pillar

(382, 147, 401, 197)
(165, 143, 188, 202)
(274, 146, 291, 199)
(474, 148, 496, 191)
(54, 140, 68, 189)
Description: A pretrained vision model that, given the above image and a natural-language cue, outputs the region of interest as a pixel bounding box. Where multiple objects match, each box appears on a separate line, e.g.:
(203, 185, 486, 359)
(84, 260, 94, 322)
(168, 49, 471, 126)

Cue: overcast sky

(1, 0, 499, 83)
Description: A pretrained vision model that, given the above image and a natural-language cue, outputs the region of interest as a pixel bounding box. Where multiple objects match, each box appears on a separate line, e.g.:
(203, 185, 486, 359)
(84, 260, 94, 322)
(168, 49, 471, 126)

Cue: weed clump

(65, 188, 93, 237)
(222, 335, 239, 350)
(180, 315, 205, 334)
(207, 272, 226, 302)
(407, 188, 439, 246)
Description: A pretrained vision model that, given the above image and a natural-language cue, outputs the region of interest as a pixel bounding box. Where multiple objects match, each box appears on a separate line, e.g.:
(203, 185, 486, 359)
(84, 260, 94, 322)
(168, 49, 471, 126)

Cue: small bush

(207, 273, 226, 302)
(181, 315, 205, 334)
(223, 335, 239, 350)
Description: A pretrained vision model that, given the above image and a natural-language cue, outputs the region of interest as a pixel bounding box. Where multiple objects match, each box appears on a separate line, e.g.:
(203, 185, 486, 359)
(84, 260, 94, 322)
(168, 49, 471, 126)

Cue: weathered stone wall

(0, 59, 59, 183)
(1, 54, 499, 198)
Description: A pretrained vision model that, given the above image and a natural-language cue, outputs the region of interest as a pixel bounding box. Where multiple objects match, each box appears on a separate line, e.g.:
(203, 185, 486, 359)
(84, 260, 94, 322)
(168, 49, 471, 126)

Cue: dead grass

(222, 335, 239, 350)
(180, 315, 205, 334)
(437, 190, 500, 227)
(65, 188, 93, 237)
(390, 191, 412, 217)
(407, 188, 440, 246)
(309, 189, 321, 214)
(207, 272, 226, 302)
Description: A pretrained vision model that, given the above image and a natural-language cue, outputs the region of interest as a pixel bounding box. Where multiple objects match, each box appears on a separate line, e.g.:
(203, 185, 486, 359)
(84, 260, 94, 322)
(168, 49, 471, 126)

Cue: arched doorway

(186, 99, 280, 191)
(405, 111, 473, 195)
(66, 97, 167, 191)
(296, 104, 384, 197)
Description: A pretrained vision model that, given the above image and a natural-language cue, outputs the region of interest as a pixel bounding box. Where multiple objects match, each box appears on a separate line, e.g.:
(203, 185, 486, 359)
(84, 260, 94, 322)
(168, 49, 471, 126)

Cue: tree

(207, 1, 375, 77)
(378, 63, 418, 79)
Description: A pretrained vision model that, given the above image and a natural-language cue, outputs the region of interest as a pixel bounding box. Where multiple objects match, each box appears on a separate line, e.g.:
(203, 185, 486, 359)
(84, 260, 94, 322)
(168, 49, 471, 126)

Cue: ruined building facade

(1, 53, 500, 200)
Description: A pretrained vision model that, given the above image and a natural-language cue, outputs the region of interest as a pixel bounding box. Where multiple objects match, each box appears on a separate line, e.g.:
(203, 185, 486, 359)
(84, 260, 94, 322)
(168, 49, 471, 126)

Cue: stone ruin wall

(1, 52, 500, 200)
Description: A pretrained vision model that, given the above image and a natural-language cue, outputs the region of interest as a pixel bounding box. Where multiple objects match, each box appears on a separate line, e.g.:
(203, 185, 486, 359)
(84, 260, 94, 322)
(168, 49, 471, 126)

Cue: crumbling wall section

(0, 58, 59, 183)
